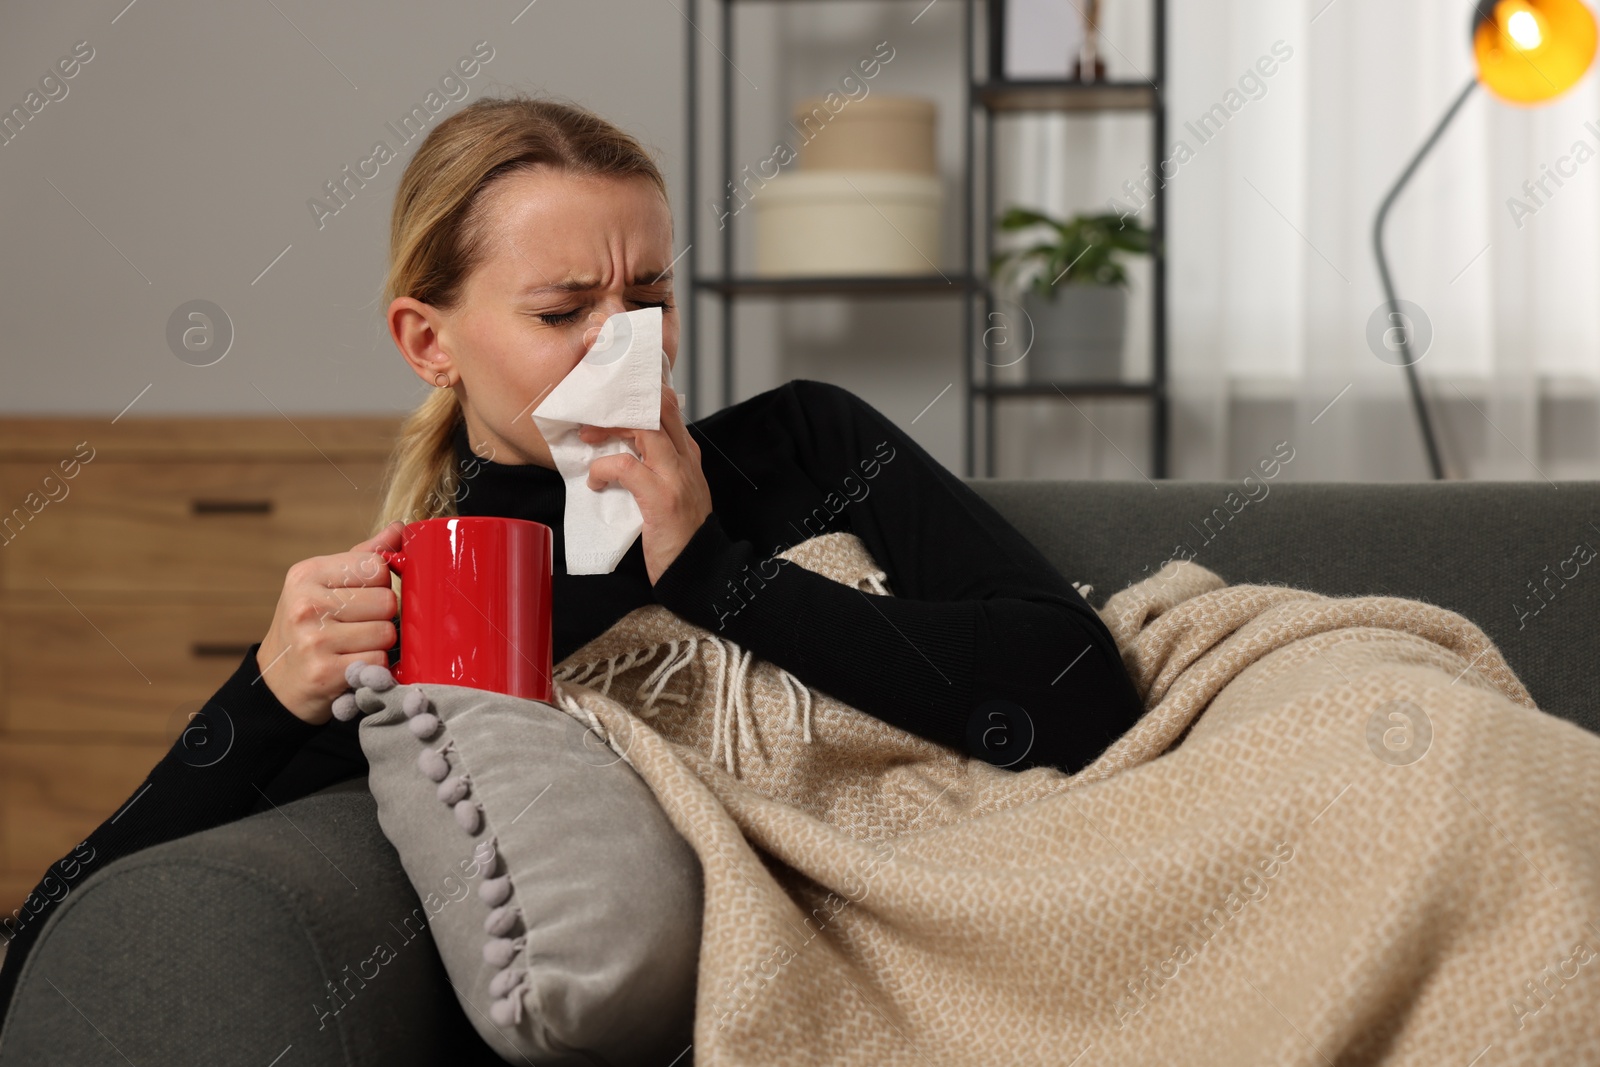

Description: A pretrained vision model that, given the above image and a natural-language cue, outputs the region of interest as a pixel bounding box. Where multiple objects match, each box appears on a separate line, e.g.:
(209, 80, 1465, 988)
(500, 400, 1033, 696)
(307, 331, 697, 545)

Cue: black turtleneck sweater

(0, 379, 1143, 1023)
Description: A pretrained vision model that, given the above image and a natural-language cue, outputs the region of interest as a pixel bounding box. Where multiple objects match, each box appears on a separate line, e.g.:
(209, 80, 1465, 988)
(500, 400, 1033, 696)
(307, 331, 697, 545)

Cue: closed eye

(536, 300, 674, 326)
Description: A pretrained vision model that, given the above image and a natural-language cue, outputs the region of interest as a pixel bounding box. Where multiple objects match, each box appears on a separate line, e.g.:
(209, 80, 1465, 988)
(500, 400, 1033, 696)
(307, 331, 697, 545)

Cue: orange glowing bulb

(1474, 0, 1598, 103)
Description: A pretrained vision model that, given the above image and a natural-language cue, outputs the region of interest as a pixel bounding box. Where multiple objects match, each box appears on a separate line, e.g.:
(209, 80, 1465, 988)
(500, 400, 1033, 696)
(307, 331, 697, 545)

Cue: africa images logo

(308, 42, 496, 232)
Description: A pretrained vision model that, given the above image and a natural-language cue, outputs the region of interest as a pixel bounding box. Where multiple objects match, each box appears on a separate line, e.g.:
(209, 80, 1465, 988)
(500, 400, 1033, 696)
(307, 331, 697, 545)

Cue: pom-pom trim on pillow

(342, 668, 534, 1029)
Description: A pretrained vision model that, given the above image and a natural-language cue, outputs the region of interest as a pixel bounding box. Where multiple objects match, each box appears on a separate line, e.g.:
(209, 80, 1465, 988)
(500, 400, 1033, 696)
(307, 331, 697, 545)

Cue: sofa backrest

(966, 479, 1600, 738)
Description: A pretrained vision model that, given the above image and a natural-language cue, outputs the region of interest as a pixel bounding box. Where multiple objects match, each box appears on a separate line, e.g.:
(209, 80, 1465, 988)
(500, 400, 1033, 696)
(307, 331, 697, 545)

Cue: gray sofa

(3, 480, 1597, 1065)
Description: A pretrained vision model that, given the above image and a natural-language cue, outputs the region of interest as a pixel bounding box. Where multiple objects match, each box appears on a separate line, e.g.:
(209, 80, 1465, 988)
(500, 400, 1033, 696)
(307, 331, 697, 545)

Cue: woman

(0, 94, 1144, 1026)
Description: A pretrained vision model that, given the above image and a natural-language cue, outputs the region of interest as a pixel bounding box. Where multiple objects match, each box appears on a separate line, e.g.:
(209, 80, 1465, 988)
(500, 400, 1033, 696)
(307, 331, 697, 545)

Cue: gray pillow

(336, 663, 702, 1065)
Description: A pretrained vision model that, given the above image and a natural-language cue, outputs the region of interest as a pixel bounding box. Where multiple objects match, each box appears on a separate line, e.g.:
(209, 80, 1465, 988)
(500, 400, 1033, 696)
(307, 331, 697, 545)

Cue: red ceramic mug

(379, 516, 554, 702)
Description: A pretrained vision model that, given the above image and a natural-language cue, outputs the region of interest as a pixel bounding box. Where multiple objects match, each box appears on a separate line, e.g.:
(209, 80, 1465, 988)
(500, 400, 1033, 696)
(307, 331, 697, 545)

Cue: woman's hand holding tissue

(579, 381, 712, 585)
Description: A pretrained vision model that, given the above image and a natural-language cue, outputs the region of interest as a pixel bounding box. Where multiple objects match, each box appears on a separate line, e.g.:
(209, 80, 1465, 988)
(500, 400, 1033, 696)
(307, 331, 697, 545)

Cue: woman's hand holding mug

(256, 522, 404, 725)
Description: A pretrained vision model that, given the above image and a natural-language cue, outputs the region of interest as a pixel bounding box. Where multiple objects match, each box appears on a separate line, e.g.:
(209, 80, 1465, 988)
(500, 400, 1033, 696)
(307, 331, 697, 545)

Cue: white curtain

(1000, 0, 1600, 481)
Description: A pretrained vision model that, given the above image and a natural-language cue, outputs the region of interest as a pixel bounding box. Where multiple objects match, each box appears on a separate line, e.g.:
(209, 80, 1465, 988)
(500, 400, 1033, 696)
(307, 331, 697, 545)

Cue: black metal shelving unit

(685, 0, 1168, 478)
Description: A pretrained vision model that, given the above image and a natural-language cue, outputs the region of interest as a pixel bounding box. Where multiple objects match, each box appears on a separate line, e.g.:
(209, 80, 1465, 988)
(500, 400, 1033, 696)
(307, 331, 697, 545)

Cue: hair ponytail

(372, 387, 463, 532)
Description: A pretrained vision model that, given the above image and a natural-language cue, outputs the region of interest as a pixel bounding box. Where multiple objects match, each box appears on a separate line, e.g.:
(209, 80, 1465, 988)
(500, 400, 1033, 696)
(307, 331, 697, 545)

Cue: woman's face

(389, 165, 678, 469)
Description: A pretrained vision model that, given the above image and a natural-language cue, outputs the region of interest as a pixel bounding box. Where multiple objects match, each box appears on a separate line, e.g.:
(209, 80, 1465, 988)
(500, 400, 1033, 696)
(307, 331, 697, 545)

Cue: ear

(389, 296, 457, 388)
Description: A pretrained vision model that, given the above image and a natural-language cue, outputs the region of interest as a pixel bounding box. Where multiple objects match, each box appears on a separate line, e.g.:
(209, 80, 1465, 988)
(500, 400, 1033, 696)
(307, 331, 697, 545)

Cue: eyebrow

(520, 268, 673, 296)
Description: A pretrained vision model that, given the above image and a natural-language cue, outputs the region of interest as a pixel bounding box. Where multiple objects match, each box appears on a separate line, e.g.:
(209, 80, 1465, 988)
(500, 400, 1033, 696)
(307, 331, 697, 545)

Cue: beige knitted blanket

(546, 532, 1600, 1066)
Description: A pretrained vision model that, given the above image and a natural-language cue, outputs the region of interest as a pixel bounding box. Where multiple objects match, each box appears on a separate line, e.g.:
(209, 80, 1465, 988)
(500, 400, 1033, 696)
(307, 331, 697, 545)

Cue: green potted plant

(989, 206, 1153, 382)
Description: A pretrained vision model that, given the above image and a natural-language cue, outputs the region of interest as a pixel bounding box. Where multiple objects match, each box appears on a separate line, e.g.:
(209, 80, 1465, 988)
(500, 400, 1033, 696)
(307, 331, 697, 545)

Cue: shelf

(694, 274, 982, 296)
(685, 0, 1169, 477)
(977, 80, 1158, 113)
(974, 381, 1159, 398)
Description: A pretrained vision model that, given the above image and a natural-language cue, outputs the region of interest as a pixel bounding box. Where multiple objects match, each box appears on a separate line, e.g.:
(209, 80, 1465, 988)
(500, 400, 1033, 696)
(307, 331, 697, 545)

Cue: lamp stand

(1372, 75, 1479, 481)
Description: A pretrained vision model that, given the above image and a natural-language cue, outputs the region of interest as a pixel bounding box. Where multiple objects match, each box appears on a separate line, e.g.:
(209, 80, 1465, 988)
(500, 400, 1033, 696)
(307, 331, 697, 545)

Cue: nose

(581, 313, 606, 352)
(580, 296, 631, 352)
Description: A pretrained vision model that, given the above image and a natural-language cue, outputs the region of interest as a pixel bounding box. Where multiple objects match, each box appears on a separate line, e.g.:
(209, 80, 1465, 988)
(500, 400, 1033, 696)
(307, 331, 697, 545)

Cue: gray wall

(0, 0, 995, 473)
(2, 1, 684, 415)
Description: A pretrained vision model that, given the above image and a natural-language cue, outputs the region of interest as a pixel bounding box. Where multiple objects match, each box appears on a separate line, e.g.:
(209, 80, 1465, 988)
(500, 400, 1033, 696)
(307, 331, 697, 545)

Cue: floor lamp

(1373, 0, 1597, 479)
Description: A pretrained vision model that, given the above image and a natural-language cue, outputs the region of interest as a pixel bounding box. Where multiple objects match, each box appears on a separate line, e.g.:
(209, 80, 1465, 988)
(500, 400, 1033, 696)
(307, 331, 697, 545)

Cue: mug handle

(378, 549, 404, 677)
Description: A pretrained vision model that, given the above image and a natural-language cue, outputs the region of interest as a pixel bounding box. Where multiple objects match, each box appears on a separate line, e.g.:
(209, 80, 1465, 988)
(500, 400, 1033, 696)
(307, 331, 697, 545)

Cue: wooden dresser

(0, 415, 403, 920)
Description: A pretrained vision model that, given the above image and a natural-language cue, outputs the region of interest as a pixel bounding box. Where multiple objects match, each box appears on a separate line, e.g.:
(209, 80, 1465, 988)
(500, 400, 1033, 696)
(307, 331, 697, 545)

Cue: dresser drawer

(0, 460, 386, 593)
(2, 600, 278, 736)
(0, 738, 167, 882)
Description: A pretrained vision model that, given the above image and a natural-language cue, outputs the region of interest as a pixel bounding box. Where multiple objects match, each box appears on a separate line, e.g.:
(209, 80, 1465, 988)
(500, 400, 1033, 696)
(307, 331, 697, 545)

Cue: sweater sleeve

(0, 643, 322, 1027)
(651, 379, 1145, 776)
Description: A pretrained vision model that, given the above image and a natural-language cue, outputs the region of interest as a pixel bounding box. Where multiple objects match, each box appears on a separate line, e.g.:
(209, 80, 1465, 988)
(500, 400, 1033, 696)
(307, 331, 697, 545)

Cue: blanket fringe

(547, 683, 640, 774)
(549, 567, 887, 777)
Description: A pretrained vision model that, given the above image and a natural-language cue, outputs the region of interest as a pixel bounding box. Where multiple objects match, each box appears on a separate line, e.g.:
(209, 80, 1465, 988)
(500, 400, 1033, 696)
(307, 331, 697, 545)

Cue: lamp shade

(1472, 0, 1598, 104)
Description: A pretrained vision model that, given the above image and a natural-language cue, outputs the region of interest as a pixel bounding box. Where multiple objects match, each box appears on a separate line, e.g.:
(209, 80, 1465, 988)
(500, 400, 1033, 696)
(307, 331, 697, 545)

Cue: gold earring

(433, 370, 451, 389)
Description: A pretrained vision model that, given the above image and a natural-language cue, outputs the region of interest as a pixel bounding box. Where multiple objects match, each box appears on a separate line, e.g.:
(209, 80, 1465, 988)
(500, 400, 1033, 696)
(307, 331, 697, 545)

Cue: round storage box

(791, 95, 938, 174)
(754, 170, 943, 276)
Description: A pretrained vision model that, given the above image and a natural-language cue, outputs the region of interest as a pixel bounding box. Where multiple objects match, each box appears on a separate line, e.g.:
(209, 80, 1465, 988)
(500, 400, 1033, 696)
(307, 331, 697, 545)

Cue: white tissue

(530, 306, 673, 575)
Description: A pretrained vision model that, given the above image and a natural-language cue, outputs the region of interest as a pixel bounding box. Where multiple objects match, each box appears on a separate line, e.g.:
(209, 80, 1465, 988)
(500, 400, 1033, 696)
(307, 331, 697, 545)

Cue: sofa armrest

(0, 778, 504, 1067)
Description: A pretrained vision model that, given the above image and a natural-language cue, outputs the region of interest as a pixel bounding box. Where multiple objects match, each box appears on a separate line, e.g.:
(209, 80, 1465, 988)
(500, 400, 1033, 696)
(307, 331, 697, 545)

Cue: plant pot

(1019, 285, 1126, 382)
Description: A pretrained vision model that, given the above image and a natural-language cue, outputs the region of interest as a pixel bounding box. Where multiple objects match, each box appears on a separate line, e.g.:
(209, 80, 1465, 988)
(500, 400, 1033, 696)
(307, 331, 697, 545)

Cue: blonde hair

(370, 93, 670, 536)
